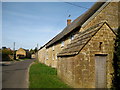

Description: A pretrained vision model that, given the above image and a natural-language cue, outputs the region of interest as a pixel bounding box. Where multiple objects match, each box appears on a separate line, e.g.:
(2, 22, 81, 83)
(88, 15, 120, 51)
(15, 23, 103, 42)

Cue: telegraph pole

(13, 42, 15, 60)
(37, 43, 38, 61)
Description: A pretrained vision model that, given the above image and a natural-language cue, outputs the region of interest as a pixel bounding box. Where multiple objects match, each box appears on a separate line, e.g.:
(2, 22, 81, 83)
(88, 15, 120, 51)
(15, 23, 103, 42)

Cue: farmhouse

(16, 48, 31, 59)
(38, 1, 120, 88)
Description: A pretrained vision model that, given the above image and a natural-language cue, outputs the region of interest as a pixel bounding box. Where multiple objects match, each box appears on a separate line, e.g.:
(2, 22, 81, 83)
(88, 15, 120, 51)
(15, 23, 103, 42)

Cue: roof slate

(46, 2, 106, 48)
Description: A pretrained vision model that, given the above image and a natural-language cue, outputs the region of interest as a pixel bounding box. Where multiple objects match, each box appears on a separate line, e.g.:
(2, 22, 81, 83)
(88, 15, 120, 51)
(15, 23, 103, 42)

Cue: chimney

(67, 19, 71, 26)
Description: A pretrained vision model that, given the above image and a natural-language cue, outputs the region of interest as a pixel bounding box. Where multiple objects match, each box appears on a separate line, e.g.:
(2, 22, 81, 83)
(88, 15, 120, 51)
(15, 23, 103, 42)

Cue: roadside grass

(29, 61, 70, 88)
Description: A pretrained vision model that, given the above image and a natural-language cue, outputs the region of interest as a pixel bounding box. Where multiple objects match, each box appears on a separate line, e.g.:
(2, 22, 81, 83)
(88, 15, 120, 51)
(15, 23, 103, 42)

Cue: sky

(2, 1, 95, 50)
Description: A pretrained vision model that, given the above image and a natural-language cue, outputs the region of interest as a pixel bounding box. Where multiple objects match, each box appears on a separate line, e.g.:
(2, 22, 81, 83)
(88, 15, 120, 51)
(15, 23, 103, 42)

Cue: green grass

(29, 61, 70, 88)
(17, 58, 31, 61)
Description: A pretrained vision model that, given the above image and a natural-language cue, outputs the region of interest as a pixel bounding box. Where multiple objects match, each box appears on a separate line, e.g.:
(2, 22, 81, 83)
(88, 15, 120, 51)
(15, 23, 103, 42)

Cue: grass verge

(17, 58, 31, 61)
(29, 61, 70, 88)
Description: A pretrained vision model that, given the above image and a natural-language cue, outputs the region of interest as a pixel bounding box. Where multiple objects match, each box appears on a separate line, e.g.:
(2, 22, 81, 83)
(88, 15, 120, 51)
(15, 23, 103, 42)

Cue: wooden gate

(95, 54, 107, 88)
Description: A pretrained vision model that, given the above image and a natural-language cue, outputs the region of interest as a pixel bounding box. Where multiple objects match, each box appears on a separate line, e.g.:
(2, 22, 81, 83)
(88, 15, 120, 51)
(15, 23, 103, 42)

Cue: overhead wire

(64, 2, 89, 10)
(64, 2, 107, 16)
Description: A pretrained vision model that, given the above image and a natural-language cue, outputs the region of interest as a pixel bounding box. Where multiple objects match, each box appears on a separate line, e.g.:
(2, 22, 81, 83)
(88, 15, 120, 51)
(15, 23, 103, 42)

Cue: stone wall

(82, 2, 119, 30)
(38, 30, 79, 68)
(58, 23, 116, 88)
(38, 47, 46, 63)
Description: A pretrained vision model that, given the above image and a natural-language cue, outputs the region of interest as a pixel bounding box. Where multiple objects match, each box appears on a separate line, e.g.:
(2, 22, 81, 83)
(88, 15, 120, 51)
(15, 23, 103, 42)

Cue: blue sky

(2, 2, 95, 50)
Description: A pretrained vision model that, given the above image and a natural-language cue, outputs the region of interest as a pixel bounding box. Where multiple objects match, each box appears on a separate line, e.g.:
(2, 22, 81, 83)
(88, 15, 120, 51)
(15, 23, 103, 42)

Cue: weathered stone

(38, 2, 119, 88)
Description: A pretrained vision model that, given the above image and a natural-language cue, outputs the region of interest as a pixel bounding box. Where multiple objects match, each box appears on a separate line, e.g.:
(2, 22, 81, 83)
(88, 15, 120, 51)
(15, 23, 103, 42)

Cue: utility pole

(37, 43, 38, 61)
(13, 42, 15, 60)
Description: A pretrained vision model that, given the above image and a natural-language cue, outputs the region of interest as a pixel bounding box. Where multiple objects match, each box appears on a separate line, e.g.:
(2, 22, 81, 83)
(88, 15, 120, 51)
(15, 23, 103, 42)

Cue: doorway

(95, 54, 107, 88)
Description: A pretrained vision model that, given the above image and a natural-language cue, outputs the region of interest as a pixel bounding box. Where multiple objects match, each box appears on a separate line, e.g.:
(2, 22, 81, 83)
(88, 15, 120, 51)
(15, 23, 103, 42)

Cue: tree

(2, 48, 13, 61)
(30, 49, 35, 54)
(30, 47, 38, 54)
(34, 47, 38, 53)
(113, 27, 120, 89)
(2, 49, 13, 55)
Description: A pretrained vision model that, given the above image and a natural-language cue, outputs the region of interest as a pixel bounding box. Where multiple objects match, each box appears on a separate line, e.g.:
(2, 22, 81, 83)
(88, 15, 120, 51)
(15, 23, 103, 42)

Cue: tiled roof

(57, 22, 106, 57)
(46, 2, 106, 48)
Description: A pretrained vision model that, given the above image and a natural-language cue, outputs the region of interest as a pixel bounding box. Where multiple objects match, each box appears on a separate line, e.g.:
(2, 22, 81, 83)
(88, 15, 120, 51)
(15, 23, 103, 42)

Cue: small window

(46, 53, 48, 60)
(61, 41, 64, 47)
(56, 53, 58, 59)
(46, 49, 48, 60)
(71, 35, 74, 40)
(52, 46, 54, 51)
(70, 35, 74, 42)
(99, 42, 102, 50)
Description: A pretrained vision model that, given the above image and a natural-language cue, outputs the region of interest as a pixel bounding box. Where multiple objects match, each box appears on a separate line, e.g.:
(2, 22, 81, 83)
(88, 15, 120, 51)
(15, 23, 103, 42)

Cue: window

(52, 55, 54, 60)
(52, 46, 54, 51)
(70, 35, 74, 42)
(46, 49, 48, 60)
(71, 35, 74, 40)
(46, 53, 48, 60)
(61, 41, 64, 47)
(56, 53, 58, 59)
(99, 42, 102, 50)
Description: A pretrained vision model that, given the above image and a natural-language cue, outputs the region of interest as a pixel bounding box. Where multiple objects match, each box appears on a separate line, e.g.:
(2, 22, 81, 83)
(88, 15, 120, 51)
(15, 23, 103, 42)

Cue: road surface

(2, 59, 34, 88)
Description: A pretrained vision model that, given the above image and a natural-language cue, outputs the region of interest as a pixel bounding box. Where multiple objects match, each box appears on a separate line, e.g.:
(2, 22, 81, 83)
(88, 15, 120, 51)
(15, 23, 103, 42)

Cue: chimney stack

(67, 19, 71, 26)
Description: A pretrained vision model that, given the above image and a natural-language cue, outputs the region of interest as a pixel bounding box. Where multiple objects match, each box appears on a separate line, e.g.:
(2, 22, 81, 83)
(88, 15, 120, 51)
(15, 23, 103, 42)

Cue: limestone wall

(38, 31, 78, 68)
(38, 47, 46, 63)
(44, 36, 72, 68)
(82, 2, 119, 30)
(58, 24, 116, 88)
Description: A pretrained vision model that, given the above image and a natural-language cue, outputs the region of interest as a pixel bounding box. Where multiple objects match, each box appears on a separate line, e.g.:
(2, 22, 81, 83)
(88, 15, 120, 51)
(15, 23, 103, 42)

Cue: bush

(2, 49, 13, 55)
(112, 27, 120, 89)
(2, 49, 14, 61)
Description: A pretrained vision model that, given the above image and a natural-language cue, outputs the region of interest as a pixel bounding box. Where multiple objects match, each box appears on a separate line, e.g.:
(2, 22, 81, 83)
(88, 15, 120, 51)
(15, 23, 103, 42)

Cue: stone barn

(57, 22, 116, 88)
(16, 48, 31, 59)
(57, 1, 119, 88)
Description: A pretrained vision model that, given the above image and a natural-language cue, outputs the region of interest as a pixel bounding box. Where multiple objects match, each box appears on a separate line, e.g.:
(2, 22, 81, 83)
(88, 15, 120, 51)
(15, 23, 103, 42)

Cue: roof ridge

(46, 2, 106, 48)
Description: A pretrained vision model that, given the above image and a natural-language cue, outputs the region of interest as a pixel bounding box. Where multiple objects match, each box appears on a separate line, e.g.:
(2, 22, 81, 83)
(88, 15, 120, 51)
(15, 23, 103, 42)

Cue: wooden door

(95, 55, 107, 88)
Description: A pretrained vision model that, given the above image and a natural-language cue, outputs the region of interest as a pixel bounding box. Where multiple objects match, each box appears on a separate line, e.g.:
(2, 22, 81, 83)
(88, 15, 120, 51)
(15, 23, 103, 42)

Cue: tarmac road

(2, 59, 34, 88)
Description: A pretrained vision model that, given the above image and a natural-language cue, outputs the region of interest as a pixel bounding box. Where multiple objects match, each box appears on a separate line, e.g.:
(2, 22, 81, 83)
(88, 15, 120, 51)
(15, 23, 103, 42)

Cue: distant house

(16, 48, 31, 59)
(38, 1, 119, 88)
(31, 54, 36, 59)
